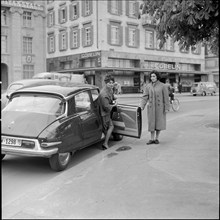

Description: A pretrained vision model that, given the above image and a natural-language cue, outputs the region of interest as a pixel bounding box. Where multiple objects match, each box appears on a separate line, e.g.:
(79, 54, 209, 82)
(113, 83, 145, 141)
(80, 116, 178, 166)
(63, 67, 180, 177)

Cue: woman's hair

(104, 74, 114, 83)
(149, 70, 161, 82)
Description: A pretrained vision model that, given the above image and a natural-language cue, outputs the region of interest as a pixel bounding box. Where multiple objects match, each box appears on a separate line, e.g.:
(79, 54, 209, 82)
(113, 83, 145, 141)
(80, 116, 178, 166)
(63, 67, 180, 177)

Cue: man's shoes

(146, 140, 155, 145)
(154, 139, 159, 144)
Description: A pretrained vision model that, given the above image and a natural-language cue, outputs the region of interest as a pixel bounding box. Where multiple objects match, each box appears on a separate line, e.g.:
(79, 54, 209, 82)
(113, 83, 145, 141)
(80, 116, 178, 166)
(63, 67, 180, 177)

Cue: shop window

(23, 65, 34, 79)
(107, 0, 122, 15)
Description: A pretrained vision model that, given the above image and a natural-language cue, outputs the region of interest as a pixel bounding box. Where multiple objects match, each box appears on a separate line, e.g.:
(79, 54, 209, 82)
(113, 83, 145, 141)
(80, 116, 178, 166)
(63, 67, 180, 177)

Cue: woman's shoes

(102, 144, 108, 150)
(146, 140, 155, 145)
(154, 139, 159, 144)
(146, 139, 160, 145)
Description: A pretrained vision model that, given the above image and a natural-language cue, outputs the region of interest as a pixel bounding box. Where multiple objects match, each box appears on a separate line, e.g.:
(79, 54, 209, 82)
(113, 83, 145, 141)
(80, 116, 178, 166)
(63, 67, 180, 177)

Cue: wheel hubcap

(58, 153, 70, 166)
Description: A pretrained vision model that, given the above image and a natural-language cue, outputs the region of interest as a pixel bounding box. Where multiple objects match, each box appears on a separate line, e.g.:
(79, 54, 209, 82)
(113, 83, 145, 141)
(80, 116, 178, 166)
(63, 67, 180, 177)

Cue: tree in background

(139, 0, 219, 55)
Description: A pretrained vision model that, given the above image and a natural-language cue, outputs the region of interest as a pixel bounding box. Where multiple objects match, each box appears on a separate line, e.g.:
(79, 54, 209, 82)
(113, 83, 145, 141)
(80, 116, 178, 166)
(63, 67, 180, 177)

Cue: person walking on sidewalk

(140, 70, 170, 144)
(99, 74, 117, 150)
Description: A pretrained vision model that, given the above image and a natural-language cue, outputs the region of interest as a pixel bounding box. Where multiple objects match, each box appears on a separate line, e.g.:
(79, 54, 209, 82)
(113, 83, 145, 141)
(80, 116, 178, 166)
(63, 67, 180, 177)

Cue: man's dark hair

(104, 74, 114, 83)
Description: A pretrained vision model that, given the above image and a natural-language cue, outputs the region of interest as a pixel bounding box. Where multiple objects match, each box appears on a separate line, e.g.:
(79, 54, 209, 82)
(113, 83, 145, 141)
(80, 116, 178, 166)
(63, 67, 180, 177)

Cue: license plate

(1, 137, 22, 147)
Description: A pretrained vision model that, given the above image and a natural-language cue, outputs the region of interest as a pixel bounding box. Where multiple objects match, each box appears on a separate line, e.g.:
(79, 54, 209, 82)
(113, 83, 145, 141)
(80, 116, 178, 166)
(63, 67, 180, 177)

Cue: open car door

(111, 104, 142, 138)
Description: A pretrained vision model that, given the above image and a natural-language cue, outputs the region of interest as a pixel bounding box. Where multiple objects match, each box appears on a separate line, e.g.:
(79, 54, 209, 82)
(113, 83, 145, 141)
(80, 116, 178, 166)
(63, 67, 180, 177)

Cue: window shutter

(70, 29, 73, 48)
(90, 0, 93, 15)
(69, 4, 73, 20)
(90, 25, 94, 46)
(59, 33, 61, 50)
(125, 27, 128, 46)
(119, 25, 123, 46)
(119, 0, 123, 15)
(77, 2, 79, 18)
(53, 11, 55, 25)
(82, 28, 85, 47)
(58, 8, 60, 23)
(135, 2, 139, 18)
(54, 35, 56, 52)
(47, 36, 49, 53)
(65, 31, 68, 50)
(82, 0, 85, 17)
(126, 1, 129, 16)
(65, 6, 67, 22)
(107, 0, 111, 13)
(47, 13, 49, 27)
(77, 28, 80, 48)
(107, 24, 111, 45)
(136, 29, 140, 48)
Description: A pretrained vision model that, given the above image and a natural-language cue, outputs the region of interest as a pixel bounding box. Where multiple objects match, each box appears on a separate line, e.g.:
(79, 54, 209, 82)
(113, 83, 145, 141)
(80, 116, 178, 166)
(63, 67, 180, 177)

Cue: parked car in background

(190, 82, 217, 96)
(2, 82, 142, 171)
(1, 79, 59, 110)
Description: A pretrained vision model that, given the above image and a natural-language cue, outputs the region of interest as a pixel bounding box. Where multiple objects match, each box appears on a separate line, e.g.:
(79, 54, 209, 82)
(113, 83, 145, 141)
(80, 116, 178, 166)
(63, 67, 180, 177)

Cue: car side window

(75, 91, 91, 113)
(67, 97, 76, 116)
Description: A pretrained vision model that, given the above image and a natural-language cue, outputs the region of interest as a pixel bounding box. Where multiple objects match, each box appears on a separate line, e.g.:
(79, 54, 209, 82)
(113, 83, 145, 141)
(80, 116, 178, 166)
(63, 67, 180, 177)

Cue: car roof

(11, 82, 99, 98)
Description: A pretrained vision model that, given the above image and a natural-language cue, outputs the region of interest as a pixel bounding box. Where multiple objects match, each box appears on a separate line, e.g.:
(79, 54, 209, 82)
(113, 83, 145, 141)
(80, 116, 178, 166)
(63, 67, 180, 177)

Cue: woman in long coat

(140, 71, 170, 144)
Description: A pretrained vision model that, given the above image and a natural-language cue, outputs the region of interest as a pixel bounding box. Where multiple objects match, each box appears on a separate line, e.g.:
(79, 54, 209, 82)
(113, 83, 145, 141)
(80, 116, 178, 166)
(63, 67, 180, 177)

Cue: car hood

(2, 111, 57, 138)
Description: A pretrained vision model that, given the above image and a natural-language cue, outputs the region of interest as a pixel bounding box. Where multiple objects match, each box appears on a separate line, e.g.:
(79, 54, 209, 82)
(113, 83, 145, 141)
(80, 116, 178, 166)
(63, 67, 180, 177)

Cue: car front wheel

(49, 152, 71, 172)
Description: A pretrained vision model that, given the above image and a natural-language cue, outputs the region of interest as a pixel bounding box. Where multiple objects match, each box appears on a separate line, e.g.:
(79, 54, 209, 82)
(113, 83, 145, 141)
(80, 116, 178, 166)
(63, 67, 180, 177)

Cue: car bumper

(1, 136, 58, 158)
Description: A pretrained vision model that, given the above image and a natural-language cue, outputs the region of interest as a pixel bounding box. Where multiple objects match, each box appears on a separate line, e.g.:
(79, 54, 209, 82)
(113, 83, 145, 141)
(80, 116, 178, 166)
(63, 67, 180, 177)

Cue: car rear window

(4, 94, 65, 117)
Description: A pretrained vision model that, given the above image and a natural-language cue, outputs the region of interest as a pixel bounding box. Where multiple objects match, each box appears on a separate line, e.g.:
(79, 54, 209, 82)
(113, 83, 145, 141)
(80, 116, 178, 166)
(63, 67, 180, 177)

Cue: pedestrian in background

(99, 75, 117, 150)
(140, 70, 170, 144)
(178, 82, 182, 94)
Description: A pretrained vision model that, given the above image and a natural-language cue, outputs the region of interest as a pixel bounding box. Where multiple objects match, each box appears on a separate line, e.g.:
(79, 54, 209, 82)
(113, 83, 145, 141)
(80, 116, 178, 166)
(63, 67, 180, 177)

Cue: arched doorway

(1, 63, 8, 91)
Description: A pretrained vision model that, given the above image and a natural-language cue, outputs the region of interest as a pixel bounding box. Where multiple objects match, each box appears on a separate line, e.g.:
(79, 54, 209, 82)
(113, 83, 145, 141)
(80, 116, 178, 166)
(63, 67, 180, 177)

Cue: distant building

(2, 0, 218, 93)
(45, 0, 207, 92)
(1, 0, 46, 91)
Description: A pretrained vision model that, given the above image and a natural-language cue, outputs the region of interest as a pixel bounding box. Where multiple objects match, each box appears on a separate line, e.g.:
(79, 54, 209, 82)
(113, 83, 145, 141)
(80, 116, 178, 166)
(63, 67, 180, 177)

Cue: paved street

(2, 93, 219, 219)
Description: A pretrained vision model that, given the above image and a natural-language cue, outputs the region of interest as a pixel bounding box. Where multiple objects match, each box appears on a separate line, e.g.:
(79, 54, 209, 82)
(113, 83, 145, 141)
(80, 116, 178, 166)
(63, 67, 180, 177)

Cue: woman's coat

(140, 81, 170, 131)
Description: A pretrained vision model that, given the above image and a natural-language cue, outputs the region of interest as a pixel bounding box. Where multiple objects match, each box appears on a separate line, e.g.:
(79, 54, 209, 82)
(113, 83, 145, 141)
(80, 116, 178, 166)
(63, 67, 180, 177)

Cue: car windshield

(4, 94, 65, 117)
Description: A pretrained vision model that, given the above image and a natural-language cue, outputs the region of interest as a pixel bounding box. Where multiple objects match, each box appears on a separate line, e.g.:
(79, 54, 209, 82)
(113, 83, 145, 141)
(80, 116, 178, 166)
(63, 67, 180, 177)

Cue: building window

(108, 21, 123, 46)
(166, 37, 174, 51)
(48, 34, 55, 53)
(23, 37, 33, 54)
(191, 44, 201, 54)
(70, 2, 79, 20)
(23, 11, 32, 27)
(126, 0, 138, 18)
(108, 0, 122, 15)
(1, 35, 7, 53)
(59, 31, 67, 51)
(179, 45, 189, 53)
(1, 9, 8, 26)
(145, 30, 154, 49)
(126, 26, 139, 48)
(156, 39, 165, 50)
(59, 6, 67, 24)
(23, 65, 34, 79)
(70, 27, 80, 49)
(82, 23, 93, 47)
(48, 10, 55, 27)
(111, 25, 119, 45)
(82, 0, 92, 17)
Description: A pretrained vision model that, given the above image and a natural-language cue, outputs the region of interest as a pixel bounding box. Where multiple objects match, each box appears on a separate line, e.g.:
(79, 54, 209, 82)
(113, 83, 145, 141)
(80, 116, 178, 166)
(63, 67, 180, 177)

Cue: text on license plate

(2, 138, 22, 146)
